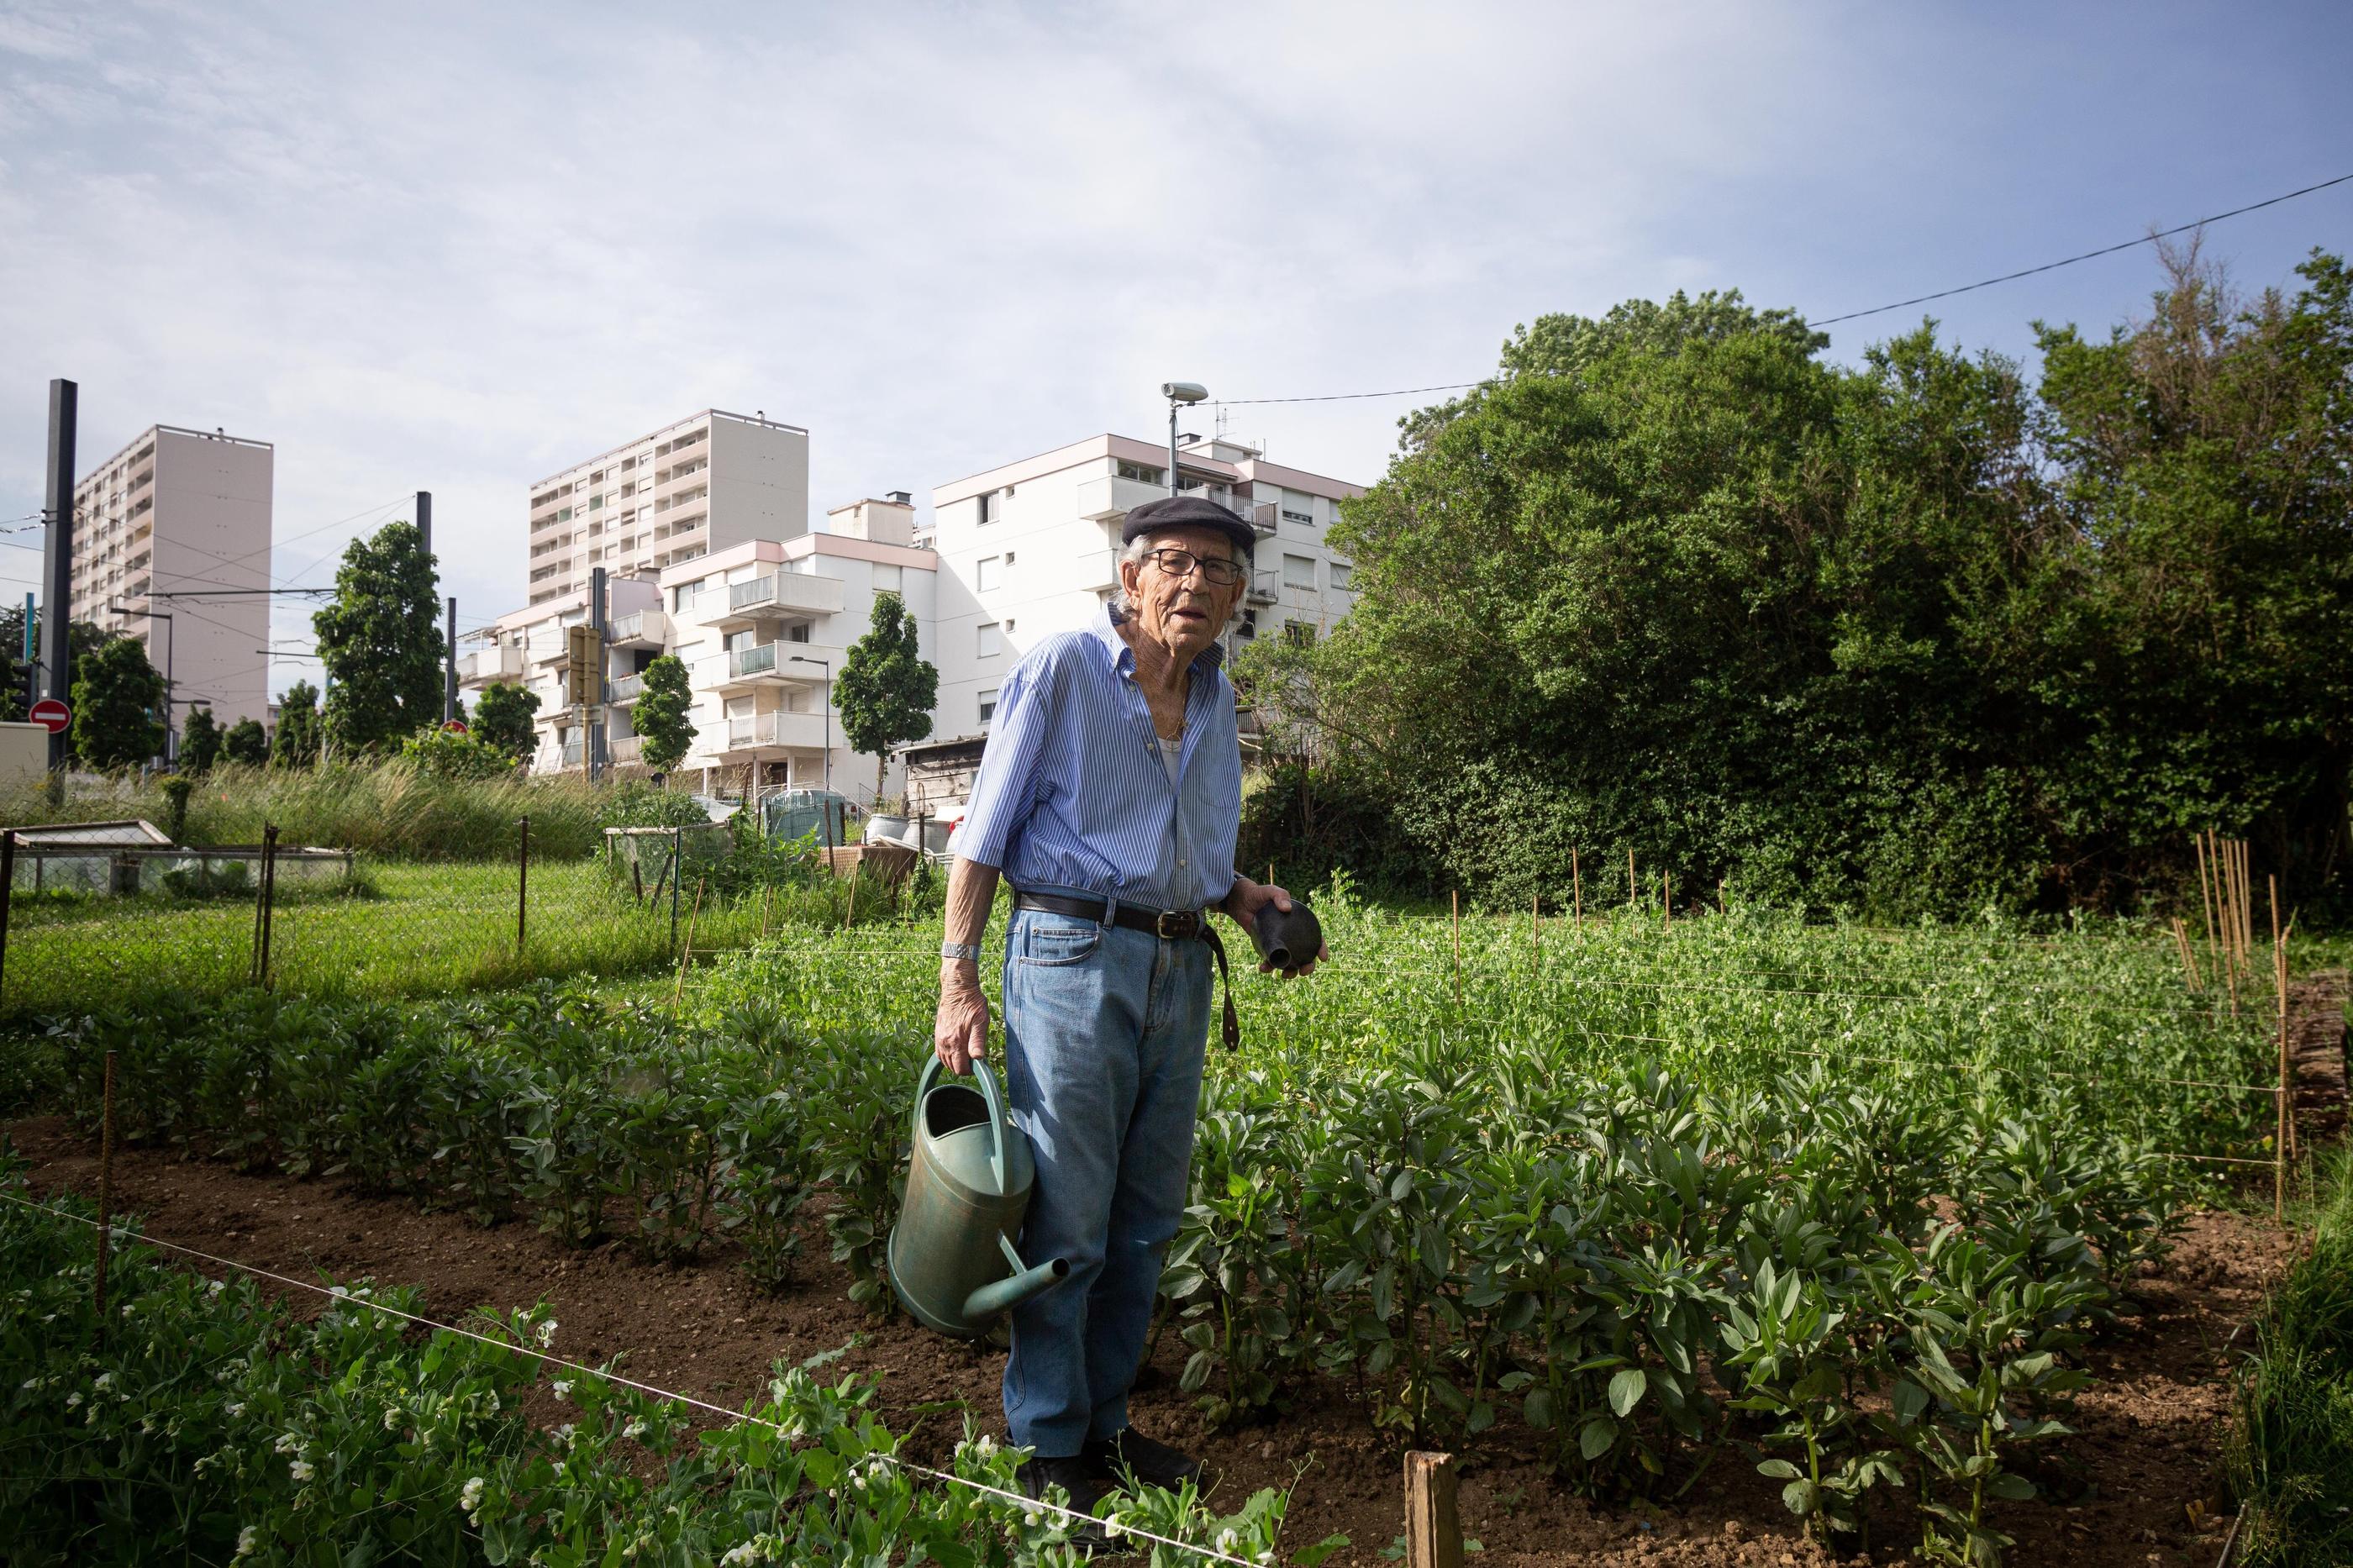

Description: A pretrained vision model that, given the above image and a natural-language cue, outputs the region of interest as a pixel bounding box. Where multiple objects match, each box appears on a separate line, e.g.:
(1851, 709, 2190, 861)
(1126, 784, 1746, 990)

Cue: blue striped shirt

(957, 605, 1240, 913)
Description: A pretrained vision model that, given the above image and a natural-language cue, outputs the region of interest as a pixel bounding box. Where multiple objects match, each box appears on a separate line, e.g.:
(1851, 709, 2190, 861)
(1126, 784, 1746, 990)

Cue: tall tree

(631, 655, 695, 780)
(313, 520, 443, 754)
(271, 680, 323, 768)
(69, 637, 167, 770)
(472, 681, 541, 761)
(222, 718, 270, 766)
(180, 708, 223, 773)
(834, 592, 937, 801)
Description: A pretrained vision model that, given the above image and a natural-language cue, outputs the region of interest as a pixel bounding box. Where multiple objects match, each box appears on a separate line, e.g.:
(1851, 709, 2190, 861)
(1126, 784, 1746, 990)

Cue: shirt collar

(1096, 601, 1226, 677)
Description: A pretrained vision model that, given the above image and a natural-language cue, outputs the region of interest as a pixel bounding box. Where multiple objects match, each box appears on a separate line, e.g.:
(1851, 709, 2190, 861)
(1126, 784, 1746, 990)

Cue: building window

(787, 620, 812, 644)
(1117, 460, 1165, 486)
(674, 579, 705, 611)
(1282, 554, 1317, 590)
(1329, 560, 1353, 590)
(1282, 508, 1313, 526)
(978, 492, 998, 525)
(873, 563, 903, 593)
(1284, 620, 1317, 648)
(977, 621, 1003, 657)
(979, 687, 998, 729)
(976, 555, 1003, 591)
(557, 507, 573, 523)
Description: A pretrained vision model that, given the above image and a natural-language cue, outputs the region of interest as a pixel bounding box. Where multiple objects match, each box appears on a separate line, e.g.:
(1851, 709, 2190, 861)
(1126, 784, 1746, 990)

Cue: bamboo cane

(1661, 870, 1671, 931)
(1628, 848, 1637, 910)
(1571, 846, 1582, 929)
(2272, 871, 2287, 1222)
(1531, 892, 1540, 968)
(1450, 890, 1462, 1006)
(2171, 916, 2202, 991)
(2196, 831, 2219, 965)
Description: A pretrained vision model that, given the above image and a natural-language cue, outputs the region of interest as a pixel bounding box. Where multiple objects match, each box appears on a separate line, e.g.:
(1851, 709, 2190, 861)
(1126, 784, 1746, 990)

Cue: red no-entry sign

(442, 718, 469, 735)
(28, 697, 69, 734)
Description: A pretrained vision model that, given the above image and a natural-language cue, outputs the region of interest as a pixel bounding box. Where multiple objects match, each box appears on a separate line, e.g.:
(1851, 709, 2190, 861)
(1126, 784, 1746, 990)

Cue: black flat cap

(1123, 495, 1256, 559)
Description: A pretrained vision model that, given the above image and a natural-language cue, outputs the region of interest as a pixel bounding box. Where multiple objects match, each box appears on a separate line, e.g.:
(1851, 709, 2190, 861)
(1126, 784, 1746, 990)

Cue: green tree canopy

(271, 680, 322, 769)
(313, 521, 443, 755)
(222, 718, 270, 767)
(631, 655, 695, 779)
(834, 593, 937, 802)
(1259, 251, 2353, 918)
(68, 635, 166, 771)
(473, 681, 540, 761)
(180, 707, 223, 774)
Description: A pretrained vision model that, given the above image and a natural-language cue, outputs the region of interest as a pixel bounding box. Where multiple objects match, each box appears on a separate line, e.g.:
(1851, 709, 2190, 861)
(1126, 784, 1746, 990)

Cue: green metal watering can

(887, 1055, 1070, 1338)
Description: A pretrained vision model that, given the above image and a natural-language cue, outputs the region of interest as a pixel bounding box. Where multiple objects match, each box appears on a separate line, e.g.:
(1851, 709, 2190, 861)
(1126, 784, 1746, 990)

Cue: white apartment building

(524, 409, 810, 608)
(71, 424, 275, 730)
(461, 495, 938, 802)
(924, 432, 1363, 743)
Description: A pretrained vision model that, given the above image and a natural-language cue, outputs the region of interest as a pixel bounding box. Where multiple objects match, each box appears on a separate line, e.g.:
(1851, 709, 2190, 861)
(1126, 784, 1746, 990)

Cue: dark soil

(8, 976, 2340, 1567)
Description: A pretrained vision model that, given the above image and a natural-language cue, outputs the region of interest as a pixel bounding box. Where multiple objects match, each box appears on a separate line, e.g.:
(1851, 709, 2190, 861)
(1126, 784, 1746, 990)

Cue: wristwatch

(940, 941, 981, 963)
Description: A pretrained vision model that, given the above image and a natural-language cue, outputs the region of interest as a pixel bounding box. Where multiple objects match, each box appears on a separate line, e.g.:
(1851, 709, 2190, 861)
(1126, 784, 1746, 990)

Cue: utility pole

(40, 380, 76, 774)
(416, 490, 432, 566)
(444, 597, 457, 724)
(19, 592, 34, 713)
(588, 566, 608, 783)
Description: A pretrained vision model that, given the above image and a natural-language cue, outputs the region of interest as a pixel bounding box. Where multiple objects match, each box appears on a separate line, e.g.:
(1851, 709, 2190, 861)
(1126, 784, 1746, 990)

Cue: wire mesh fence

(0, 817, 942, 1019)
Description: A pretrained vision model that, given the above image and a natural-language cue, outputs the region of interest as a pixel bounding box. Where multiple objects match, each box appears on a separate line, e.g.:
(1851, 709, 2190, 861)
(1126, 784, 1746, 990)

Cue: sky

(2, 0, 2348, 703)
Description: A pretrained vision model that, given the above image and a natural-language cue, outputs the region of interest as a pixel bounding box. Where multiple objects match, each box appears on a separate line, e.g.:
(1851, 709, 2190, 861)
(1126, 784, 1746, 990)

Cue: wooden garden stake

(1571, 845, 1582, 929)
(1628, 848, 1637, 910)
(2171, 917, 2202, 991)
(2195, 832, 2219, 962)
(517, 815, 531, 955)
(1531, 892, 1540, 969)
(1718, 877, 1726, 916)
(1450, 890, 1462, 1006)
(760, 882, 773, 940)
(95, 1048, 117, 1342)
(1661, 870, 1671, 931)
(0, 829, 13, 1010)
(1403, 1450, 1464, 1568)
(672, 877, 706, 1013)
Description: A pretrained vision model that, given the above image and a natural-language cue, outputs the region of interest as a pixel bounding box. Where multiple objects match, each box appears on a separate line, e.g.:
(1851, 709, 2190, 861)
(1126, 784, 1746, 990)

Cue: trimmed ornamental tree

(180, 708, 223, 773)
(68, 635, 166, 770)
(834, 592, 937, 802)
(313, 520, 444, 755)
(631, 655, 694, 781)
(271, 680, 323, 768)
(473, 681, 540, 762)
(222, 718, 270, 767)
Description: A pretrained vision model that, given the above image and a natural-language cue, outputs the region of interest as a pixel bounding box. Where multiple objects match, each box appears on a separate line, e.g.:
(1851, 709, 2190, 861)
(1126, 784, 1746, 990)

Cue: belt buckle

(1154, 908, 1192, 940)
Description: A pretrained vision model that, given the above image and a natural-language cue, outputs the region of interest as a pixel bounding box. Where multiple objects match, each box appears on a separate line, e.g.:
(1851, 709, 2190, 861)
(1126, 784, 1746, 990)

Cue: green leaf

(1890, 1379, 1930, 1425)
(1757, 1458, 1803, 1480)
(1296, 1535, 1351, 1568)
(1608, 1366, 1647, 1417)
(1578, 1415, 1618, 1461)
(1984, 1471, 2036, 1502)
(1524, 1388, 1556, 1430)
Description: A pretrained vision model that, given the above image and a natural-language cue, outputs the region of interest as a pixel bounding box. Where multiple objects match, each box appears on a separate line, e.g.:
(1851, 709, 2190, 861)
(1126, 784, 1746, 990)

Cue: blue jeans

(999, 903, 1210, 1456)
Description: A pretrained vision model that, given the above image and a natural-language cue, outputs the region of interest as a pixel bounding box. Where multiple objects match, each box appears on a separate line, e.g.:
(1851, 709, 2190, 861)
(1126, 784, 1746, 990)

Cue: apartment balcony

(700, 641, 838, 696)
(609, 671, 644, 705)
(713, 571, 844, 630)
(1074, 473, 1170, 523)
(1085, 548, 1123, 593)
(1250, 502, 1279, 536)
(532, 634, 572, 667)
(610, 734, 644, 766)
(561, 735, 583, 766)
(608, 609, 669, 649)
(716, 710, 830, 757)
(1246, 569, 1279, 605)
(457, 644, 524, 686)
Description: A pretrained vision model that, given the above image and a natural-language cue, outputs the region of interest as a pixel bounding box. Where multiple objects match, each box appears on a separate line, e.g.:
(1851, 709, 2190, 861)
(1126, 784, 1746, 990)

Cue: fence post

(2273, 874, 2289, 1222)
(516, 815, 530, 955)
(96, 1047, 117, 1343)
(1403, 1450, 1463, 1568)
(255, 823, 279, 990)
(0, 829, 14, 1010)
(671, 827, 683, 952)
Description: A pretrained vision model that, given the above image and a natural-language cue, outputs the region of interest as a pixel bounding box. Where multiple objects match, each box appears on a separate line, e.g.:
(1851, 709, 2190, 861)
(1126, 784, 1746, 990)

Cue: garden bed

(8, 1113, 2302, 1568)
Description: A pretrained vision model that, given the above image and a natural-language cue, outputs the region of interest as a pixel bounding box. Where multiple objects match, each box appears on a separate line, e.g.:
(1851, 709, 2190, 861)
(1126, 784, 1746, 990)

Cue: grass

(0, 855, 938, 1018)
(2228, 1142, 2353, 1566)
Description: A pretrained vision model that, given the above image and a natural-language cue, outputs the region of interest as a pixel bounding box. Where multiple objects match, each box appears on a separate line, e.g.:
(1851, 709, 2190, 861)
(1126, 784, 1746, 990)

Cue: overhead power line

(1218, 171, 2353, 405)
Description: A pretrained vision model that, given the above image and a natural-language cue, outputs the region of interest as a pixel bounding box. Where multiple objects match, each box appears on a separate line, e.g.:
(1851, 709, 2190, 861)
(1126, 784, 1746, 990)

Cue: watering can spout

(965, 1252, 1071, 1323)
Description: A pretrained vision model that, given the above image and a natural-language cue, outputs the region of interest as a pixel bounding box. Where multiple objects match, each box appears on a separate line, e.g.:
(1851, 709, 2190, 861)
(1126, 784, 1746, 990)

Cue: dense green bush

(1250, 251, 2353, 922)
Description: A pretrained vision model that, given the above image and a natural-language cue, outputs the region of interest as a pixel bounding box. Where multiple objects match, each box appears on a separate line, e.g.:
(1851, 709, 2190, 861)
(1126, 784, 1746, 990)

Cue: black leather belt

(1011, 891, 1241, 1050)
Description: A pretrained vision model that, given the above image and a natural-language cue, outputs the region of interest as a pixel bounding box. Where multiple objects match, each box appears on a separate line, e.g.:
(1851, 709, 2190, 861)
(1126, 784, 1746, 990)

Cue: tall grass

(2228, 1144, 2353, 1566)
(0, 760, 701, 860)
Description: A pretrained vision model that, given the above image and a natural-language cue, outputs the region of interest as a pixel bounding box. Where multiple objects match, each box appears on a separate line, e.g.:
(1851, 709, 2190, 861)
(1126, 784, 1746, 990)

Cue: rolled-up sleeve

(955, 658, 1051, 870)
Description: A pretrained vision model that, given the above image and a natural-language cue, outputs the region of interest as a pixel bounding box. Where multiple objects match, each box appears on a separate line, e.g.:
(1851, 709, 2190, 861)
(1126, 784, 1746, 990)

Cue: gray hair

(1112, 532, 1251, 625)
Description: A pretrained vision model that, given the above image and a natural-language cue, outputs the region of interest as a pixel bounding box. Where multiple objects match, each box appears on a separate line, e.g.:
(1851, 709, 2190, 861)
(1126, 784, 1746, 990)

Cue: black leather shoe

(1085, 1426, 1206, 1492)
(1021, 1454, 1112, 1552)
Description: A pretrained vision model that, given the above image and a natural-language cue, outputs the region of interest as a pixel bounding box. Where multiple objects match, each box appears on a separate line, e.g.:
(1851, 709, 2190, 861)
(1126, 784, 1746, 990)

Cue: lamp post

(787, 654, 831, 795)
(1161, 381, 1208, 497)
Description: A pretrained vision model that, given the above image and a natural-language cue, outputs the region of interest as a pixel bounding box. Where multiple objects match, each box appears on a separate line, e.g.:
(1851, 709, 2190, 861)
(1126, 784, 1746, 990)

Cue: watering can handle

(913, 1051, 1013, 1197)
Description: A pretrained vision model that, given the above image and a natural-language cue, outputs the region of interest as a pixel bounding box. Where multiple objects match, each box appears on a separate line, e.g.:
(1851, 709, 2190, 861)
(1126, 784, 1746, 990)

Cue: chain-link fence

(0, 816, 941, 1019)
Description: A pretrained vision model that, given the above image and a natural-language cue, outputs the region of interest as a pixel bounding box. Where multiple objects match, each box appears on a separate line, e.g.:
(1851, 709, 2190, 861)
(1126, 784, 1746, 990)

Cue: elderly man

(934, 494, 1325, 1528)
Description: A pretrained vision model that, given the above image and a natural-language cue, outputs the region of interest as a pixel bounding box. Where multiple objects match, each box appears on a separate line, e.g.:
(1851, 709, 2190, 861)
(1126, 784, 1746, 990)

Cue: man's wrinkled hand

(934, 965, 990, 1073)
(1226, 878, 1329, 979)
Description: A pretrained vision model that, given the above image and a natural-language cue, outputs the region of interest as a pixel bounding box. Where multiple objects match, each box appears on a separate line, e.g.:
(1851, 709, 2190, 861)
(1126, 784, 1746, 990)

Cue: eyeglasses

(1142, 548, 1244, 586)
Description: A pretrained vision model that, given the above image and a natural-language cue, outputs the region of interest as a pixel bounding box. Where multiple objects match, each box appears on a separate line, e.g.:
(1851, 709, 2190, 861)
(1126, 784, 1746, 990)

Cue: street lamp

(786, 654, 831, 795)
(1161, 381, 1208, 497)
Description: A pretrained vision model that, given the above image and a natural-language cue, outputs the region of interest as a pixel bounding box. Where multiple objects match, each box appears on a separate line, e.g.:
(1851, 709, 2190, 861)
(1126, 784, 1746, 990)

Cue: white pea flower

(234, 1525, 259, 1558)
(93, 1373, 114, 1392)
(274, 1432, 300, 1455)
(1216, 1529, 1239, 1554)
(551, 1380, 572, 1402)
(720, 1544, 759, 1567)
(19, 1377, 38, 1391)
(461, 1476, 485, 1515)
(624, 1418, 647, 1440)
(290, 1458, 314, 1483)
(383, 1407, 403, 1430)
(1103, 1517, 1126, 1540)
(208, 1280, 226, 1297)
(535, 1319, 559, 1348)
(330, 1285, 350, 1299)
(226, 1402, 245, 1418)
(65, 1392, 82, 1408)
